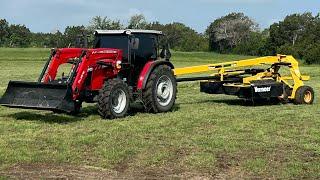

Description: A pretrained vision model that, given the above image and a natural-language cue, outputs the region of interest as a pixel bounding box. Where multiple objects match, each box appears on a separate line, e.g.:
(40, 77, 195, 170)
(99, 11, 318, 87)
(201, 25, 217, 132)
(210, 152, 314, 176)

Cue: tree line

(206, 12, 320, 64)
(0, 12, 319, 64)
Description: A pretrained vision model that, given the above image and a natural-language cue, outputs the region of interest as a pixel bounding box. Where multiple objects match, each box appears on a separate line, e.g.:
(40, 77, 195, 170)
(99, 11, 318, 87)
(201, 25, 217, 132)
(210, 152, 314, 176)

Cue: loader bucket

(0, 81, 75, 112)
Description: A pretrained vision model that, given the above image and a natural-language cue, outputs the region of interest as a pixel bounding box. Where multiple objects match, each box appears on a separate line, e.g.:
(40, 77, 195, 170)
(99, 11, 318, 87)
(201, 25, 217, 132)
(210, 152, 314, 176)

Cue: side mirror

(160, 44, 171, 60)
(130, 38, 139, 50)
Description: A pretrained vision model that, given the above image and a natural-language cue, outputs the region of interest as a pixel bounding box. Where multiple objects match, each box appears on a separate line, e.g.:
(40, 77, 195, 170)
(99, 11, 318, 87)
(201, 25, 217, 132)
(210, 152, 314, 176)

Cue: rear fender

(137, 60, 174, 90)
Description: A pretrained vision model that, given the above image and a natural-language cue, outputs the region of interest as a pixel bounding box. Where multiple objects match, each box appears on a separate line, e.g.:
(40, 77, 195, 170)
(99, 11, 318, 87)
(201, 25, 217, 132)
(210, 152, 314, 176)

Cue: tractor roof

(95, 29, 163, 35)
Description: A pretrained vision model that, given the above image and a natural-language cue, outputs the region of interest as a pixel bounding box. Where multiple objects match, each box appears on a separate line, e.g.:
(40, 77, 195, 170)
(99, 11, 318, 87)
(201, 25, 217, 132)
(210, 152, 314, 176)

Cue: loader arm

(70, 48, 122, 100)
(41, 48, 83, 83)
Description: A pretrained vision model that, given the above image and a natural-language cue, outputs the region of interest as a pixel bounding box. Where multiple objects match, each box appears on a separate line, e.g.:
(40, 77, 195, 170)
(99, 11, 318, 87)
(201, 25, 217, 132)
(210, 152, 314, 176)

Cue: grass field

(0, 48, 319, 179)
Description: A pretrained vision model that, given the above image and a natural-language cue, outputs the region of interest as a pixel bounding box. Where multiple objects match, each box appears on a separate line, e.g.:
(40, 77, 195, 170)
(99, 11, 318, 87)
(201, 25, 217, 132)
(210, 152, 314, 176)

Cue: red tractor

(0, 30, 177, 118)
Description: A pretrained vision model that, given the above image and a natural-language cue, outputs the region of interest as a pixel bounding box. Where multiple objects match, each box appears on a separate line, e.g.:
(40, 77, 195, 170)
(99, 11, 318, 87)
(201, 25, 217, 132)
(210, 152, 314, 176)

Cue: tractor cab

(94, 29, 171, 62)
(93, 29, 171, 86)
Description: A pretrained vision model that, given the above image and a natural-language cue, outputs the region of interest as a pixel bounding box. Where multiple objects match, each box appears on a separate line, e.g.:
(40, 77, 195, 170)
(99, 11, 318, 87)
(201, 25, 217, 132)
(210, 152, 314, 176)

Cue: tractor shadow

(127, 103, 180, 116)
(6, 106, 98, 124)
(179, 98, 283, 107)
(6, 103, 181, 123)
(7, 112, 83, 124)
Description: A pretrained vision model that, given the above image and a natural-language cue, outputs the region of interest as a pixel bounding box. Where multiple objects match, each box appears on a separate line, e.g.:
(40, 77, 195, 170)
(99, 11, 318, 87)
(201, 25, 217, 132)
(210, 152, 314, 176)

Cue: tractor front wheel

(98, 79, 130, 119)
(143, 65, 177, 113)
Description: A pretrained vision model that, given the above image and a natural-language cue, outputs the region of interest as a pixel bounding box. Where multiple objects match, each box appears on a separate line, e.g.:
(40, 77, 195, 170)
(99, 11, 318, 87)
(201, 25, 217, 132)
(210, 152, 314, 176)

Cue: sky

(1, 0, 319, 33)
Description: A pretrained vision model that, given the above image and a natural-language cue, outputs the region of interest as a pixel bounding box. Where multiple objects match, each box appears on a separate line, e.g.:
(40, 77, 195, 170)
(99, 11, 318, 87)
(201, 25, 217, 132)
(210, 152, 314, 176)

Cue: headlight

(116, 60, 122, 69)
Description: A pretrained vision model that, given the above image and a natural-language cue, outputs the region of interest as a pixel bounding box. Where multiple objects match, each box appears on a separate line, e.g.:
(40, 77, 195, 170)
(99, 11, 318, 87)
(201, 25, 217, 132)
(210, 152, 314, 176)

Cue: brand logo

(92, 50, 118, 54)
(254, 86, 271, 93)
(77, 71, 86, 84)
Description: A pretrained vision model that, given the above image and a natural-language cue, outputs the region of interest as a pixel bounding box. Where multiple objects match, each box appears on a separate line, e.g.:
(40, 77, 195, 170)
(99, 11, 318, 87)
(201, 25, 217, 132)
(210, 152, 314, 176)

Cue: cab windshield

(94, 35, 129, 60)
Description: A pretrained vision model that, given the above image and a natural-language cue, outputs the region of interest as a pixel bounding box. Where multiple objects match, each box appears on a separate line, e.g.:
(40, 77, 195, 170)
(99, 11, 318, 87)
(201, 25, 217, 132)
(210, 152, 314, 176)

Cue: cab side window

(134, 34, 157, 61)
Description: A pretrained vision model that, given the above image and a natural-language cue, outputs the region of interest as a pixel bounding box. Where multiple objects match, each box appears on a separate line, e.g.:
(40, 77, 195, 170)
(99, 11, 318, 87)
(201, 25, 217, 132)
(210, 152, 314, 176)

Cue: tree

(127, 14, 147, 29)
(271, 13, 313, 47)
(145, 20, 208, 51)
(87, 16, 123, 32)
(145, 21, 165, 31)
(206, 12, 258, 53)
(233, 31, 267, 56)
(49, 31, 65, 48)
(266, 12, 319, 59)
(86, 16, 124, 47)
(156, 22, 208, 51)
(0, 19, 9, 46)
(304, 44, 320, 64)
(62, 26, 88, 47)
(29, 31, 65, 48)
(8, 24, 32, 47)
(30, 32, 47, 47)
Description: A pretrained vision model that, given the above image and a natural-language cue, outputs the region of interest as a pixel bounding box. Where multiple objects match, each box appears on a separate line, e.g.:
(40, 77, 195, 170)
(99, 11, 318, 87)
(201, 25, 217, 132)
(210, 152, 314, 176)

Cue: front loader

(0, 30, 177, 118)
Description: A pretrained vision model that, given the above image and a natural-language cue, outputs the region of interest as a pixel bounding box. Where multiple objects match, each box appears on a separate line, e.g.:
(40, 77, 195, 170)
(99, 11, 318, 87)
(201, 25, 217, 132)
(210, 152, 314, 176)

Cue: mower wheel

(143, 65, 177, 113)
(294, 86, 314, 104)
(98, 79, 130, 119)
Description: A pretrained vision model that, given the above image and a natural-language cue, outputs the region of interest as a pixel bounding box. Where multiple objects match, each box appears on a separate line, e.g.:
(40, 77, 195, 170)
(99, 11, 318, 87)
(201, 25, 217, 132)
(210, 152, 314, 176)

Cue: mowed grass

(0, 48, 319, 178)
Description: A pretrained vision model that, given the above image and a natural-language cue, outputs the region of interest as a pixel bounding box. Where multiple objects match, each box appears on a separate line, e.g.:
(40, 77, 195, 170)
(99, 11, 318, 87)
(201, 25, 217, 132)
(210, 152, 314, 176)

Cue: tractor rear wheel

(143, 65, 177, 113)
(294, 86, 314, 104)
(98, 79, 130, 119)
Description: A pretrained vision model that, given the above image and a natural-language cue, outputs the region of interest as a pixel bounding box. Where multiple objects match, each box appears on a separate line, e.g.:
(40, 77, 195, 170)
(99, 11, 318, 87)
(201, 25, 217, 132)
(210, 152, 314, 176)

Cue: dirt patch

(0, 163, 122, 179)
(113, 157, 131, 173)
(0, 163, 214, 179)
(211, 151, 250, 179)
(213, 166, 247, 180)
(132, 167, 213, 180)
(215, 151, 240, 170)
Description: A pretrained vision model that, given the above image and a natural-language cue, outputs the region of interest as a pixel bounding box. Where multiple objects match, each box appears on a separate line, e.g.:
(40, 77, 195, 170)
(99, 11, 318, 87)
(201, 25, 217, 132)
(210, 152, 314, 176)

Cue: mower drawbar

(0, 81, 75, 112)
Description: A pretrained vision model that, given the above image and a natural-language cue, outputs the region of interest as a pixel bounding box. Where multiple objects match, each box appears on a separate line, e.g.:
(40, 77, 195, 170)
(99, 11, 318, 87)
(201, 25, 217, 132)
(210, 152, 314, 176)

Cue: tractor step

(0, 81, 75, 112)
